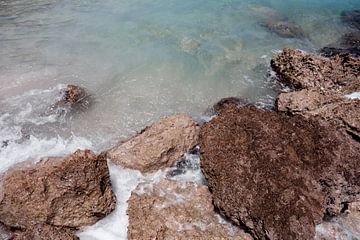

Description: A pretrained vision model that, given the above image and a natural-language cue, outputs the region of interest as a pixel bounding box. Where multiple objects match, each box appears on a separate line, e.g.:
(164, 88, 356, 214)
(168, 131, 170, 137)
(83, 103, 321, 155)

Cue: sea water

(1, 0, 360, 239)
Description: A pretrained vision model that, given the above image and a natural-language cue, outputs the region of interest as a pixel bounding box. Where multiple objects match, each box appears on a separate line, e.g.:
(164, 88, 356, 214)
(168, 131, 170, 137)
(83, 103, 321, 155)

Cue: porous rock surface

(199, 105, 360, 240)
(272, 49, 360, 139)
(13, 224, 79, 240)
(0, 150, 116, 238)
(127, 179, 252, 240)
(107, 113, 199, 173)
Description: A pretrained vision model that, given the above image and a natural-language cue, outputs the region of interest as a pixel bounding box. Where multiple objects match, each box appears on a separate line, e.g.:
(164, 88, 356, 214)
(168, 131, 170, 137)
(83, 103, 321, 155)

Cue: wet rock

(249, 5, 288, 22)
(213, 97, 247, 114)
(48, 85, 91, 116)
(199, 104, 360, 240)
(341, 9, 360, 30)
(315, 202, 360, 240)
(271, 48, 360, 92)
(0, 150, 116, 230)
(13, 224, 78, 240)
(127, 179, 253, 240)
(0, 223, 13, 240)
(319, 32, 360, 57)
(107, 113, 199, 173)
(263, 20, 306, 39)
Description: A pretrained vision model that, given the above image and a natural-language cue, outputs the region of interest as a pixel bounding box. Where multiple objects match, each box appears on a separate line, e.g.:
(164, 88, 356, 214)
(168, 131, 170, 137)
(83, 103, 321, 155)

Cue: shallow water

(1, 0, 360, 239)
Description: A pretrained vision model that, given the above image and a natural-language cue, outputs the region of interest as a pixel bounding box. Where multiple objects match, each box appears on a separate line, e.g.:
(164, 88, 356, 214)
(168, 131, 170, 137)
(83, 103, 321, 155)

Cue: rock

(199, 104, 360, 240)
(212, 97, 248, 114)
(315, 202, 360, 240)
(263, 20, 306, 39)
(127, 179, 253, 240)
(248, 5, 288, 22)
(47, 85, 91, 116)
(341, 9, 360, 30)
(13, 224, 79, 240)
(0, 150, 116, 230)
(107, 113, 199, 173)
(271, 48, 360, 92)
(319, 32, 360, 57)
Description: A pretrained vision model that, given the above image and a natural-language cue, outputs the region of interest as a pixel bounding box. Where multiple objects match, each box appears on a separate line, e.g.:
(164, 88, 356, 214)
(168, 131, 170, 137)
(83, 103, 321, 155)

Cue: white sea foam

(345, 92, 360, 100)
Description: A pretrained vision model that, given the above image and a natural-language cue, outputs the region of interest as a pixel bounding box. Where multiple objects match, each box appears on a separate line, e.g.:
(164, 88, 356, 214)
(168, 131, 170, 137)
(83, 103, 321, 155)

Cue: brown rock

(13, 224, 78, 240)
(271, 48, 360, 92)
(127, 179, 252, 240)
(199, 105, 360, 240)
(107, 113, 199, 173)
(0, 150, 116, 230)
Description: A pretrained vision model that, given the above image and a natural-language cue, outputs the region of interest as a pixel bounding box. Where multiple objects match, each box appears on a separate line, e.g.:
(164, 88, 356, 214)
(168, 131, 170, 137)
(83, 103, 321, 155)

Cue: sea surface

(1, 0, 360, 239)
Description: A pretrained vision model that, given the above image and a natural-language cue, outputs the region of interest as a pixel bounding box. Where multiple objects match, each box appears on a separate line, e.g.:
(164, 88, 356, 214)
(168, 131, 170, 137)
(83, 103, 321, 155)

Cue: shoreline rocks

(127, 179, 252, 240)
(0, 150, 116, 238)
(107, 113, 199, 173)
(199, 104, 360, 240)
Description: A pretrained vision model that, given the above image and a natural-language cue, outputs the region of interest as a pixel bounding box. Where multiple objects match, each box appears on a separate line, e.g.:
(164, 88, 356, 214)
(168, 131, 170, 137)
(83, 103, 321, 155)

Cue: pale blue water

(1, 0, 360, 239)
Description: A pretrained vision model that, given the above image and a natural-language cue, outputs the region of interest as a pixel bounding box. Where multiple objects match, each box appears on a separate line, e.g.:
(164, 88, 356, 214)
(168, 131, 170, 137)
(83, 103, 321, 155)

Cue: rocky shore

(1, 10, 360, 240)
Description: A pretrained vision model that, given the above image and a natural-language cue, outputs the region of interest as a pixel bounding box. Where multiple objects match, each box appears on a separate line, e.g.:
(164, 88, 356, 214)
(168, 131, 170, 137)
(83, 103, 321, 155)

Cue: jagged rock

(0, 150, 116, 231)
(263, 20, 306, 39)
(107, 113, 199, 173)
(272, 49, 360, 139)
(127, 179, 252, 240)
(13, 224, 79, 240)
(341, 9, 360, 30)
(199, 104, 360, 240)
(315, 202, 360, 240)
(271, 48, 360, 92)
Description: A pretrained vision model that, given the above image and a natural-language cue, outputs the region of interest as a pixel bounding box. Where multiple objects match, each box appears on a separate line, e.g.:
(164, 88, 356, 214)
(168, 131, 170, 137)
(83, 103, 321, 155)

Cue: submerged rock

(263, 20, 306, 39)
(199, 104, 360, 240)
(319, 32, 360, 57)
(127, 179, 252, 240)
(107, 113, 199, 173)
(341, 9, 360, 30)
(0, 150, 116, 234)
(315, 202, 360, 240)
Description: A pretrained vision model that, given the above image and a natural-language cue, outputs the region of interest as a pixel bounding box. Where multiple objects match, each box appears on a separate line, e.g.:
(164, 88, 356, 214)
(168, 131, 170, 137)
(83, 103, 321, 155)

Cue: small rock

(0, 150, 116, 231)
(319, 32, 360, 57)
(263, 20, 306, 39)
(341, 9, 360, 30)
(127, 179, 252, 240)
(107, 113, 199, 173)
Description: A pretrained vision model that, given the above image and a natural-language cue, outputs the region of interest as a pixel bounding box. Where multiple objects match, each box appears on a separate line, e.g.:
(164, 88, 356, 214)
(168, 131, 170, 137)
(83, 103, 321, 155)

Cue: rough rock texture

(0, 223, 13, 240)
(271, 48, 360, 92)
(315, 202, 360, 240)
(272, 49, 360, 139)
(199, 105, 360, 240)
(263, 20, 306, 39)
(341, 9, 360, 30)
(107, 113, 199, 173)
(0, 150, 116, 232)
(127, 179, 252, 240)
(13, 225, 79, 240)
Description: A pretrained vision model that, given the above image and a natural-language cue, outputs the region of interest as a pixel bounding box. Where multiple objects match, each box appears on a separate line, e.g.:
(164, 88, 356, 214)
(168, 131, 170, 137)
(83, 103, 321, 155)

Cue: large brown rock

(199, 105, 360, 240)
(127, 179, 252, 240)
(272, 49, 360, 139)
(271, 48, 360, 92)
(0, 150, 116, 232)
(13, 224, 79, 240)
(107, 113, 199, 173)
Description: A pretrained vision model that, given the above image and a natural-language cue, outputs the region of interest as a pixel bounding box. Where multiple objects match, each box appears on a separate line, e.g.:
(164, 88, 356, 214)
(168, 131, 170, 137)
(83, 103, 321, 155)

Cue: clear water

(1, 0, 360, 239)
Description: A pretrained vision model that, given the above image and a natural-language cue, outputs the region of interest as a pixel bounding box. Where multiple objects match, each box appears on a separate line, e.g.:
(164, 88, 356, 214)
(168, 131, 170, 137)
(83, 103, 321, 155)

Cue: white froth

(345, 92, 360, 100)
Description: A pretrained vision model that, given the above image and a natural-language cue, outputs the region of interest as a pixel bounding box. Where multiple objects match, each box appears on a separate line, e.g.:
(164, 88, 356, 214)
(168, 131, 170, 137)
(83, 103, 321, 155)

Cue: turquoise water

(1, 0, 360, 239)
